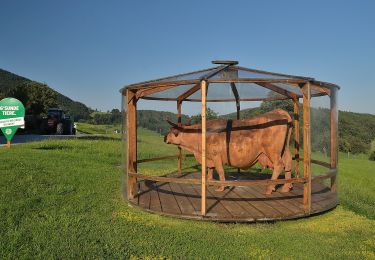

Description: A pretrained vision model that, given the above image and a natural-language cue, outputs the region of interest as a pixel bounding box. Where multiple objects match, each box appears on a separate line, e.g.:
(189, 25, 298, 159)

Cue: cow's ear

(172, 128, 179, 137)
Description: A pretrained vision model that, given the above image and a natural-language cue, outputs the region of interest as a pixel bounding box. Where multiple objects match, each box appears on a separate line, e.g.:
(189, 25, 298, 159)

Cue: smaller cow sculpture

(164, 109, 293, 194)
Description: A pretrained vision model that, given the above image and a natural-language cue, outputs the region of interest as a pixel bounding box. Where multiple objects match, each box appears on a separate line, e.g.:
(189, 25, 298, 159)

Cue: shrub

(369, 151, 375, 161)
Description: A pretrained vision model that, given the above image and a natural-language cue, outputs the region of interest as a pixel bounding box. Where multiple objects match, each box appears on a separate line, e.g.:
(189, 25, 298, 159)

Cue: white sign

(0, 117, 25, 128)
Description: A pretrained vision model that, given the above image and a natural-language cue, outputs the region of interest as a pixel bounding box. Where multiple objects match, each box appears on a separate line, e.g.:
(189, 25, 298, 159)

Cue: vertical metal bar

(293, 99, 300, 178)
(302, 83, 311, 213)
(201, 80, 207, 216)
(330, 88, 338, 192)
(177, 100, 182, 176)
(230, 82, 241, 174)
(126, 89, 137, 200)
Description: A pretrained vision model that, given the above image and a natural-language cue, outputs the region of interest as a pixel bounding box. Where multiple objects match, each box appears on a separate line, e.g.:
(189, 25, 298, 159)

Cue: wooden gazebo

(121, 61, 339, 222)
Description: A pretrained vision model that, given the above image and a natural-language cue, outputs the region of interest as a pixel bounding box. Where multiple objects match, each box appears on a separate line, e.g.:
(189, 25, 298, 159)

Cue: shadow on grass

(77, 135, 120, 141)
(34, 144, 74, 150)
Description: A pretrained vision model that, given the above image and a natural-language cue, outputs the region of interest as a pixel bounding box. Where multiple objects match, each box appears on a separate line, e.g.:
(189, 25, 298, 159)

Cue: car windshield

(49, 110, 62, 118)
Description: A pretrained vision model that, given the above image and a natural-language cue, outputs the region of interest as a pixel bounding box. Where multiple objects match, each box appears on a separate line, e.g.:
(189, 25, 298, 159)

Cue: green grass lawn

(76, 122, 122, 136)
(0, 128, 374, 258)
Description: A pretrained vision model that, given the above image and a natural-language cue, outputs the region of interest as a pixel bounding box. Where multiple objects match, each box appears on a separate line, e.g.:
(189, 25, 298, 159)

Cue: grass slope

(76, 122, 121, 135)
(0, 128, 374, 258)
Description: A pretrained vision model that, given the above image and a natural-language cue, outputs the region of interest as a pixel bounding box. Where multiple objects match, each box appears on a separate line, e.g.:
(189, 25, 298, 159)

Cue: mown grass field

(0, 127, 374, 258)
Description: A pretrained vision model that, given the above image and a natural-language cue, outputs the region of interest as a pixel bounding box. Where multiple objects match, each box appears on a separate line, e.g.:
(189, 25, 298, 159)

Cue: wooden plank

(294, 157, 331, 169)
(161, 182, 183, 215)
(330, 87, 338, 192)
(302, 82, 312, 213)
(205, 188, 237, 219)
(311, 190, 337, 213)
(148, 182, 162, 212)
(251, 186, 296, 217)
(236, 186, 283, 219)
(137, 181, 151, 209)
(201, 80, 207, 216)
(177, 83, 201, 102)
(141, 96, 292, 102)
(129, 172, 201, 185)
(213, 187, 264, 220)
(177, 183, 201, 214)
(224, 187, 265, 219)
(190, 184, 231, 219)
(311, 169, 336, 183)
(156, 182, 181, 214)
(207, 78, 307, 84)
(169, 182, 198, 216)
(269, 188, 304, 214)
(311, 159, 331, 168)
(293, 99, 300, 177)
(126, 89, 137, 199)
(136, 85, 178, 99)
(207, 177, 306, 187)
(137, 155, 177, 164)
(293, 182, 336, 213)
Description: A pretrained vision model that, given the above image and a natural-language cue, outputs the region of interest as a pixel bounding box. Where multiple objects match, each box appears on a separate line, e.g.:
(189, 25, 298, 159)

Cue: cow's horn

(166, 117, 178, 127)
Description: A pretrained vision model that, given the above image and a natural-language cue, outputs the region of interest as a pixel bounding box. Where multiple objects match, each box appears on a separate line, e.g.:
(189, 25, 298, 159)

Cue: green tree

(191, 107, 218, 124)
(8, 82, 57, 115)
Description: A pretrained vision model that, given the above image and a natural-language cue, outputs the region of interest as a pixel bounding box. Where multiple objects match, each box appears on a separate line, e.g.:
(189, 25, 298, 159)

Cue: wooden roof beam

(177, 64, 234, 102)
(255, 82, 299, 100)
(230, 82, 240, 119)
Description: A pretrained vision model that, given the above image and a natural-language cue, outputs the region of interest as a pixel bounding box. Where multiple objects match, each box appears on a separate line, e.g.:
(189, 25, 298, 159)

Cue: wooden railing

(131, 155, 336, 189)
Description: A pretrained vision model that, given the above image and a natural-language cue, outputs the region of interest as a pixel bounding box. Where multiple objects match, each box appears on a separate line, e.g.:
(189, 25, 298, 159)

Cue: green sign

(0, 98, 25, 141)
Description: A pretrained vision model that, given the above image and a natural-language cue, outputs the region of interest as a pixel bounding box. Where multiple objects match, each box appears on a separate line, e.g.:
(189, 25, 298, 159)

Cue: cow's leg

(213, 160, 226, 192)
(265, 160, 283, 195)
(207, 168, 214, 181)
(280, 149, 293, 193)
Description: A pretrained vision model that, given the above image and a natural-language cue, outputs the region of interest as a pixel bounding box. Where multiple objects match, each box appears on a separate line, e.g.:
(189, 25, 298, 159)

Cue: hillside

(223, 105, 375, 154)
(137, 110, 190, 134)
(0, 68, 91, 120)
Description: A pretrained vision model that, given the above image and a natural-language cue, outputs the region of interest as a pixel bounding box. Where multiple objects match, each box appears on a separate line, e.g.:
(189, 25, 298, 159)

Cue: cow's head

(164, 119, 183, 145)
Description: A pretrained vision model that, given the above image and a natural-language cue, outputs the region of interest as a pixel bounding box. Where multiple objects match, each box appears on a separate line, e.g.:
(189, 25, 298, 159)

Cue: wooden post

(330, 88, 338, 192)
(6, 140, 11, 148)
(293, 99, 300, 178)
(177, 101, 182, 176)
(302, 83, 311, 213)
(126, 89, 137, 200)
(201, 80, 207, 216)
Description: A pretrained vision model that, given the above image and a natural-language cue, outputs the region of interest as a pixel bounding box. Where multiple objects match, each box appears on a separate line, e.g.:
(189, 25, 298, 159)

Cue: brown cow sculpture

(164, 109, 293, 194)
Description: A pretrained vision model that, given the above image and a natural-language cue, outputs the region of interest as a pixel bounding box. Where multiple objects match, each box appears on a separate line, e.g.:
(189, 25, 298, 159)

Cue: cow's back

(205, 109, 292, 168)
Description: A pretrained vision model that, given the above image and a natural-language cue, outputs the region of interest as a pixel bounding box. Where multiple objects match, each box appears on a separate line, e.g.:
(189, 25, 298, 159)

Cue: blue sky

(0, 0, 374, 114)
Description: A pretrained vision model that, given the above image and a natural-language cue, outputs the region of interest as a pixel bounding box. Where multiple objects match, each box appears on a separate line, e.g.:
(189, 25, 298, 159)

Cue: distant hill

(223, 104, 375, 154)
(0, 68, 91, 120)
(137, 110, 190, 135)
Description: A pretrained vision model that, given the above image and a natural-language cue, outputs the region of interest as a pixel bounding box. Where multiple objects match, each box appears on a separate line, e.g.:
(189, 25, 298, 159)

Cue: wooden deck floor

(128, 172, 337, 222)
